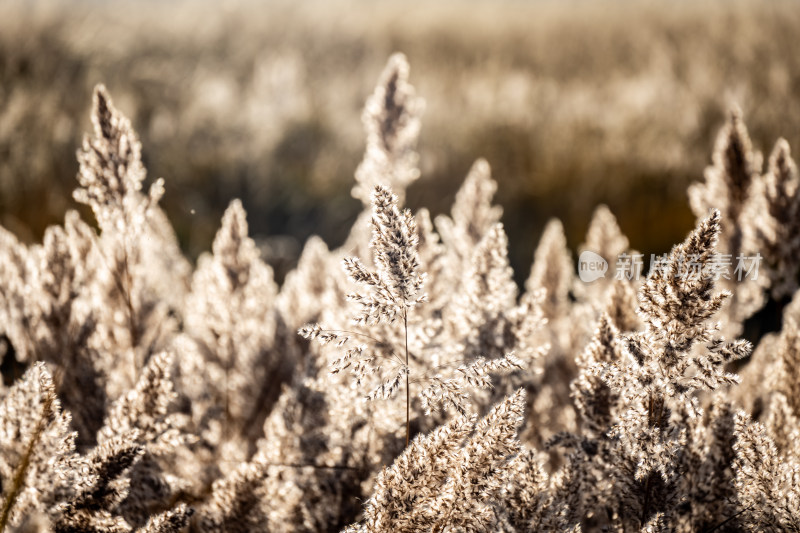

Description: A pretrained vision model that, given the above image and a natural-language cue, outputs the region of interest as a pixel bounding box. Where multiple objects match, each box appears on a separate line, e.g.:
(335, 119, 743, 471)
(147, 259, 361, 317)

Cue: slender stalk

(404, 309, 410, 448)
(706, 506, 751, 532)
(639, 472, 652, 529)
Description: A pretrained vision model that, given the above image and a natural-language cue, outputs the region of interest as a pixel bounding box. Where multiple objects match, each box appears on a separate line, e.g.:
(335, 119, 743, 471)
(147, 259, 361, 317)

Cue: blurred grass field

(2, 0, 800, 282)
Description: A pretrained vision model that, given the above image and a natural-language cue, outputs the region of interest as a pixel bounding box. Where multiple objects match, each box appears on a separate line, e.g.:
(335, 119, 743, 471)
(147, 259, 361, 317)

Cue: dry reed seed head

(501, 449, 548, 527)
(52, 508, 132, 533)
(365, 365, 409, 401)
(580, 313, 619, 368)
(447, 222, 524, 362)
(466, 222, 517, 311)
(97, 351, 183, 451)
(568, 210, 761, 530)
(360, 413, 475, 531)
(733, 410, 800, 530)
(90, 85, 145, 194)
(0, 211, 112, 446)
(583, 204, 630, 261)
(0, 362, 76, 526)
(138, 503, 193, 533)
(353, 53, 423, 206)
(762, 138, 800, 244)
(576, 206, 638, 324)
(776, 314, 800, 414)
(355, 391, 526, 532)
(433, 159, 504, 296)
(277, 235, 336, 325)
(687, 337, 750, 391)
(419, 377, 470, 415)
(198, 459, 270, 532)
(75, 85, 164, 234)
(448, 158, 503, 246)
(637, 209, 727, 357)
(457, 353, 523, 388)
(689, 114, 769, 331)
(752, 137, 800, 299)
(50, 434, 146, 533)
(763, 392, 800, 457)
(572, 314, 621, 434)
(603, 279, 642, 332)
(372, 54, 417, 156)
(56, 433, 143, 518)
(686, 398, 741, 529)
(10, 229, 78, 362)
(509, 287, 550, 360)
(343, 184, 426, 326)
(767, 137, 798, 196)
(253, 376, 377, 531)
(69, 84, 182, 402)
(713, 109, 759, 213)
(420, 352, 523, 415)
(428, 389, 526, 529)
(329, 343, 364, 374)
(370, 185, 424, 302)
(685, 113, 777, 333)
(180, 195, 282, 447)
(297, 322, 323, 341)
(527, 218, 573, 320)
(211, 199, 262, 291)
(413, 207, 454, 310)
(689, 109, 761, 279)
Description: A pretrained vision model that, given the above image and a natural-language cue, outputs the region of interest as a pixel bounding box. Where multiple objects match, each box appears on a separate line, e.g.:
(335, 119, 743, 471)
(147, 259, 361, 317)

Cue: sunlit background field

(3, 0, 800, 282)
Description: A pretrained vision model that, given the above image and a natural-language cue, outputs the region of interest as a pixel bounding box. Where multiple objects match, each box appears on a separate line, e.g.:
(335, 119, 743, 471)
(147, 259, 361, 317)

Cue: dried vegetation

(1, 38, 800, 533)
